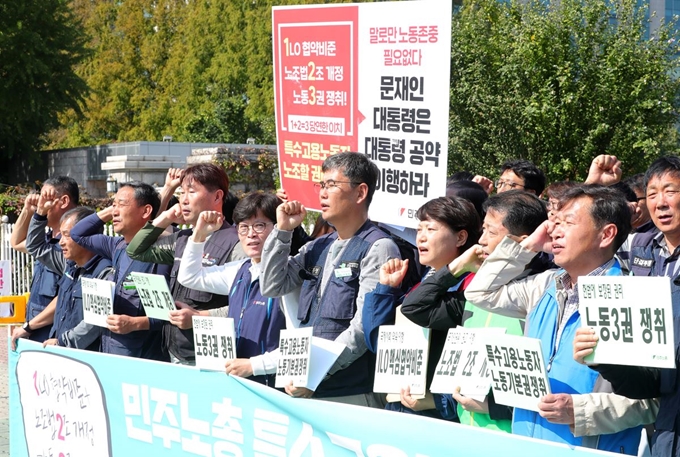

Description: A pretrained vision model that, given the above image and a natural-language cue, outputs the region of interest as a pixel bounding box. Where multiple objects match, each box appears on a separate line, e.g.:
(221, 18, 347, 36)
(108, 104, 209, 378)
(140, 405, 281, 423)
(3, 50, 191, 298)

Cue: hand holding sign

(193, 211, 224, 242)
(452, 387, 490, 414)
(169, 302, 199, 330)
(276, 201, 306, 231)
(225, 359, 254, 378)
(573, 327, 598, 365)
(400, 386, 434, 411)
(379, 258, 409, 288)
(107, 314, 139, 334)
(285, 382, 314, 398)
(537, 393, 575, 425)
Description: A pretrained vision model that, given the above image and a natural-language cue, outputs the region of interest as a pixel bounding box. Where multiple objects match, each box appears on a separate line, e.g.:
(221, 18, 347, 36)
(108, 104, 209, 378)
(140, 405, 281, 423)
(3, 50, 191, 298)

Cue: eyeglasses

(495, 179, 525, 190)
(313, 180, 358, 193)
(236, 222, 271, 235)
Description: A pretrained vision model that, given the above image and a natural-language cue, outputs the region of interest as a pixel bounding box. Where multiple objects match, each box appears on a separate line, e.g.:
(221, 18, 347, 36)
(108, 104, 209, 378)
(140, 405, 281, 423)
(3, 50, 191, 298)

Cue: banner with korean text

(9, 339, 624, 457)
(272, 1, 451, 227)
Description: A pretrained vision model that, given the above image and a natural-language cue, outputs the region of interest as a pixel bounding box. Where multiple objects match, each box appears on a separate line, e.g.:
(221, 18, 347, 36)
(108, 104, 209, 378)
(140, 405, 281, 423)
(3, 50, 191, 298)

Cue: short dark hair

(644, 156, 680, 189)
(61, 207, 102, 233)
(624, 173, 645, 194)
(232, 192, 281, 225)
(416, 196, 481, 252)
(222, 191, 240, 225)
(119, 181, 161, 217)
(322, 152, 380, 207)
(558, 184, 631, 251)
(500, 159, 546, 195)
(446, 180, 488, 221)
(447, 171, 474, 185)
(483, 190, 547, 236)
(183, 163, 229, 197)
(44, 176, 79, 205)
(610, 182, 637, 203)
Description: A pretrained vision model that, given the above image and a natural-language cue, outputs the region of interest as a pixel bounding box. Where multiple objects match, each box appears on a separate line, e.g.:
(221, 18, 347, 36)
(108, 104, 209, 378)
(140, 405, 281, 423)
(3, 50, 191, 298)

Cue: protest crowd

(11, 151, 680, 456)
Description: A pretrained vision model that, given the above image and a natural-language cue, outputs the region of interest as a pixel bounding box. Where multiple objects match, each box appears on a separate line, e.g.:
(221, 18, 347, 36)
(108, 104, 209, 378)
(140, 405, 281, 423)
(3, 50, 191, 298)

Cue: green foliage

(51, 0, 361, 149)
(0, 185, 34, 219)
(448, 0, 680, 182)
(182, 96, 275, 144)
(0, 0, 89, 163)
(214, 150, 279, 192)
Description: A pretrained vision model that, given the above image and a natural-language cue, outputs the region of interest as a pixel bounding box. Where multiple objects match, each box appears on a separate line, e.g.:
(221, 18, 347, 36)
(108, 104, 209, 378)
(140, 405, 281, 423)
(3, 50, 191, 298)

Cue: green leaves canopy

(448, 0, 680, 182)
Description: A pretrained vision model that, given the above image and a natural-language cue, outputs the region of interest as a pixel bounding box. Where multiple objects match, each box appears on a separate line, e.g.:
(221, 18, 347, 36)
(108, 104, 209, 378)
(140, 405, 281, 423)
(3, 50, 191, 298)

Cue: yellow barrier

(0, 293, 28, 325)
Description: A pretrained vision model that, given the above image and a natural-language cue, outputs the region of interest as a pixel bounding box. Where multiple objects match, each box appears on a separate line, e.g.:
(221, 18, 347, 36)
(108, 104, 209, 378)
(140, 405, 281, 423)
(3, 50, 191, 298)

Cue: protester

(574, 156, 680, 457)
(177, 192, 286, 385)
(495, 159, 546, 195)
(69, 182, 170, 360)
(401, 190, 549, 430)
(260, 152, 401, 406)
(10, 177, 78, 342)
(14, 207, 113, 350)
(461, 184, 654, 454)
(126, 163, 244, 365)
(363, 196, 480, 419)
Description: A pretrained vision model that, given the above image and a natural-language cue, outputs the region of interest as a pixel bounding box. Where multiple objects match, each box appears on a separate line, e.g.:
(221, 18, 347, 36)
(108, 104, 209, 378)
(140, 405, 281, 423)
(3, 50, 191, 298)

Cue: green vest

(457, 301, 524, 433)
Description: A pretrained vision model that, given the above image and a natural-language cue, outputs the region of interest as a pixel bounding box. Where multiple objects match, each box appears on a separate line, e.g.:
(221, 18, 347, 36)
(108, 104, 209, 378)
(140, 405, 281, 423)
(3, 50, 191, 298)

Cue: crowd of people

(9, 151, 680, 456)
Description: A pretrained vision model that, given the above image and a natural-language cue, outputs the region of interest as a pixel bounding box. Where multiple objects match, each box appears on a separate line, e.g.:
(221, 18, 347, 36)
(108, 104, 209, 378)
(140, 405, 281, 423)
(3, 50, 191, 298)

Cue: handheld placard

(130, 272, 175, 321)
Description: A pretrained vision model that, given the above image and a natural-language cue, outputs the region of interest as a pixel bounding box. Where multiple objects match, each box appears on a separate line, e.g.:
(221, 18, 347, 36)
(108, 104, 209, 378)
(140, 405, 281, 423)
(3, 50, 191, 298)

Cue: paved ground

(1, 326, 9, 457)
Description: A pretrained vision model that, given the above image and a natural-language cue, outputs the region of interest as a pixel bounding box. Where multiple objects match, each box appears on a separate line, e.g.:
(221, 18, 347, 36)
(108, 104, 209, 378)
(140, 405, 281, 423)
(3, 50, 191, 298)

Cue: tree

(0, 0, 89, 164)
(448, 0, 680, 182)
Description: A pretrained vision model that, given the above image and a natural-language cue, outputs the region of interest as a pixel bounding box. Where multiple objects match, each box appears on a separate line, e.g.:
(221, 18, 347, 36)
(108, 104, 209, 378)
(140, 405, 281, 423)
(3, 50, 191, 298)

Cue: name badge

(334, 267, 352, 278)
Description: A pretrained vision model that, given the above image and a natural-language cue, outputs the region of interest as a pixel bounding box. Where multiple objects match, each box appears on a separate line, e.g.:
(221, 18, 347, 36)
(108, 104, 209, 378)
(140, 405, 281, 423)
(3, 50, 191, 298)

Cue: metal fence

(0, 221, 33, 295)
(0, 220, 315, 296)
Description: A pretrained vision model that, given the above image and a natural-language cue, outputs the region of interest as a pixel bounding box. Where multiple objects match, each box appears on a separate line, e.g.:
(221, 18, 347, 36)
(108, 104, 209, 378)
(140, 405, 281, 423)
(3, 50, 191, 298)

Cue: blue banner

(8, 339, 614, 457)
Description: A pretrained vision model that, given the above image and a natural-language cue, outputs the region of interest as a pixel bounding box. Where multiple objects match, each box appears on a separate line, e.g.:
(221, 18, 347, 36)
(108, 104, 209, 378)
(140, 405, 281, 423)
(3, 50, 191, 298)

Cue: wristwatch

(22, 321, 33, 334)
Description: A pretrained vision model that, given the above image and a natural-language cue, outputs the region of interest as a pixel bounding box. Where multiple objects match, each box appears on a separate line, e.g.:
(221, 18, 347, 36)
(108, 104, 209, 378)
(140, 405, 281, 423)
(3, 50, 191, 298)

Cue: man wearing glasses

(260, 152, 401, 407)
(127, 163, 246, 365)
(495, 159, 546, 196)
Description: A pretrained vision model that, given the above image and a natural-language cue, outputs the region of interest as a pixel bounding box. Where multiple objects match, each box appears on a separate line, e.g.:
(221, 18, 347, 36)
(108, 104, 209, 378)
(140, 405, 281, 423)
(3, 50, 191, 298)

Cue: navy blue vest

(228, 260, 285, 386)
(630, 232, 680, 450)
(165, 225, 240, 362)
(298, 221, 388, 397)
(101, 244, 170, 360)
(26, 238, 62, 342)
(51, 255, 113, 351)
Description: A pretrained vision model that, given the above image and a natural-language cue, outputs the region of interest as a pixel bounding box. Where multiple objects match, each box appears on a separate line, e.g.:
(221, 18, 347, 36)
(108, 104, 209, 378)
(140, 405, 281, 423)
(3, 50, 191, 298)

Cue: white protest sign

(430, 327, 505, 400)
(0, 259, 11, 317)
(130, 272, 175, 321)
(16, 351, 112, 457)
(374, 325, 429, 395)
(192, 316, 236, 372)
(81, 277, 115, 328)
(276, 327, 313, 388)
(306, 337, 345, 391)
(272, 1, 451, 228)
(485, 334, 550, 413)
(579, 276, 675, 369)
